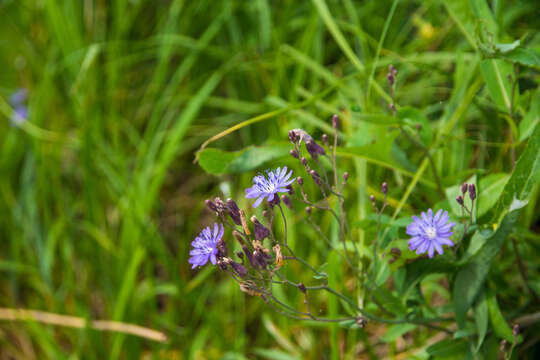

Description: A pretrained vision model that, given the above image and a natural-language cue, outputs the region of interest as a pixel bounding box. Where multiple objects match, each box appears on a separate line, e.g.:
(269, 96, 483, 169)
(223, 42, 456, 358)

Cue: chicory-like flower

(406, 209, 455, 258)
(189, 223, 224, 269)
(245, 167, 295, 207)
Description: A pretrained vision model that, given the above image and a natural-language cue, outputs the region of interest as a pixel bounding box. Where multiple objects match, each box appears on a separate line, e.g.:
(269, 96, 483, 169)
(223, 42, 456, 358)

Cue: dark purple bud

(288, 130, 298, 143)
(389, 103, 396, 112)
(332, 114, 339, 129)
(205, 199, 217, 212)
(513, 324, 519, 337)
(226, 198, 242, 225)
(236, 251, 244, 260)
(343, 172, 349, 182)
(461, 183, 468, 194)
(310, 169, 322, 185)
(322, 134, 328, 146)
(217, 259, 228, 271)
(369, 194, 375, 203)
(281, 195, 292, 209)
(229, 259, 248, 278)
(268, 195, 280, 207)
(262, 210, 269, 218)
(381, 182, 388, 195)
(213, 197, 227, 213)
(305, 206, 312, 215)
(306, 139, 326, 159)
(242, 245, 256, 268)
(298, 283, 307, 293)
(355, 317, 367, 328)
(217, 239, 228, 258)
(289, 149, 299, 159)
(387, 72, 394, 86)
(301, 157, 308, 166)
(468, 184, 476, 201)
(499, 339, 507, 351)
(251, 216, 270, 241)
(286, 184, 294, 194)
(389, 64, 397, 76)
(297, 177, 304, 186)
(456, 195, 464, 206)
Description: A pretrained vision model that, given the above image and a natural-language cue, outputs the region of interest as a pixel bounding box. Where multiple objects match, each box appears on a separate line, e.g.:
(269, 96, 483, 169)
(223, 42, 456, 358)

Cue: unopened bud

(513, 324, 519, 336)
(301, 157, 308, 166)
(289, 149, 299, 158)
(332, 114, 339, 129)
(381, 182, 388, 194)
(387, 72, 394, 86)
(369, 194, 375, 203)
(306, 139, 326, 159)
(343, 172, 349, 182)
(226, 198, 241, 225)
(288, 130, 298, 143)
(456, 195, 464, 206)
(281, 194, 292, 209)
(305, 206, 312, 215)
(310, 169, 322, 185)
(322, 134, 328, 146)
(298, 283, 307, 293)
(286, 184, 294, 194)
(297, 177, 304, 186)
(461, 183, 468, 194)
(468, 184, 476, 201)
(389, 103, 396, 112)
(205, 199, 217, 212)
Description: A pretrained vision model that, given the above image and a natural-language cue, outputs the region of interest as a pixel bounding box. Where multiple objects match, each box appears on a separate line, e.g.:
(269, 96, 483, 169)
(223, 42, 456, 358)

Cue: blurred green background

(0, 0, 539, 359)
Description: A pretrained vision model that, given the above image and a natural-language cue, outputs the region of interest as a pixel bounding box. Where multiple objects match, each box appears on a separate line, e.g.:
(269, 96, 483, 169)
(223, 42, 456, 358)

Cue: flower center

(425, 226, 437, 239)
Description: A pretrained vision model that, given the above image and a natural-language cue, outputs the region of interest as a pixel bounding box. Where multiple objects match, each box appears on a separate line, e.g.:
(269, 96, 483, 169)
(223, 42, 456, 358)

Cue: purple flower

(11, 106, 28, 126)
(245, 167, 295, 207)
(406, 209, 456, 258)
(189, 223, 224, 269)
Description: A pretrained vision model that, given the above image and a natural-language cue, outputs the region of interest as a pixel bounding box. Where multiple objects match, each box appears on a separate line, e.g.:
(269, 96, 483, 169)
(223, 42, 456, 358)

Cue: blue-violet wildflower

(406, 209, 455, 258)
(245, 167, 295, 207)
(189, 223, 224, 269)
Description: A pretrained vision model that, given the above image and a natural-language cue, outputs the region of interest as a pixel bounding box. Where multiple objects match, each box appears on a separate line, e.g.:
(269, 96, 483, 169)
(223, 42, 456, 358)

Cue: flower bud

(289, 149, 299, 159)
(456, 195, 464, 206)
(251, 216, 270, 240)
(332, 114, 339, 129)
(310, 169, 322, 185)
(513, 324, 519, 337)
(205, 199, 217, 212)
(286, 184, 294, 194)
(468, 184, 476, 201)
(322, 134, 328, 146)
(226, 198, 241, 225)
(387, 72, 394, 86)
(281, 194, 292, 209)
(217, 239, 228, 258)
(301, 157, 308, 166)
(306, 139, 326, 159)
(343, 172, 349, 182)
(369, 194, 375, 203)
(298, 283, 307, 293)
(305, 206, 312, 215)
(228, 259, 248, 278)
(389, 103, 396, 112)
(381, 182, 388, 194)
(288, 130, 298, 143)
(461, 183, 468, 194)
(297, 177, 304, 186)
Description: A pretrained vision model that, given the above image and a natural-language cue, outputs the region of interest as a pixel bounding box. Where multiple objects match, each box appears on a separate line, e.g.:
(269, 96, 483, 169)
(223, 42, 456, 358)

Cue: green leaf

(493, 121, 540, 218)
(500, 47, 540, 70)
(479, 59, 513, 111)
(493, 40, 520, 54)
(460, 229, 492, 264)
(372, 285, 407, 316)
(426, 339, 467, 358)
(398, 106, 433, 146)
(351, 113, 401, 125)
(474, 290, 489, 351)
(381, 324, 417, 343)
(486, 289, 514, 342)
(198, 144, 290, 174)
(477, 173, 510, 218)
(402, 256, 456, 296)
(469, 0, 498, 36)
(519, 88, 540, 142)
(198, 148, 239, 174)
(453, 207, 521, 328)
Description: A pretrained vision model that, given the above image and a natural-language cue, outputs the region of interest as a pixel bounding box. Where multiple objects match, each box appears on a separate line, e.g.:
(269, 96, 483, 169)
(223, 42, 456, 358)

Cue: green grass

(1, 0, 539, 358)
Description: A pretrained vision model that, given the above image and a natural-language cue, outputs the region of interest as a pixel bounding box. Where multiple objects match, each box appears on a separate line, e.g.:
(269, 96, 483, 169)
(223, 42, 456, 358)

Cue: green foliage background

(0, 0, 538, 359)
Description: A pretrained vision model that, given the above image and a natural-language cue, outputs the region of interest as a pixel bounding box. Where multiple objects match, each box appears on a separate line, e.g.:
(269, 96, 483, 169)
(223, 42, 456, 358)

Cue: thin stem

(512, 238, 539, 302)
